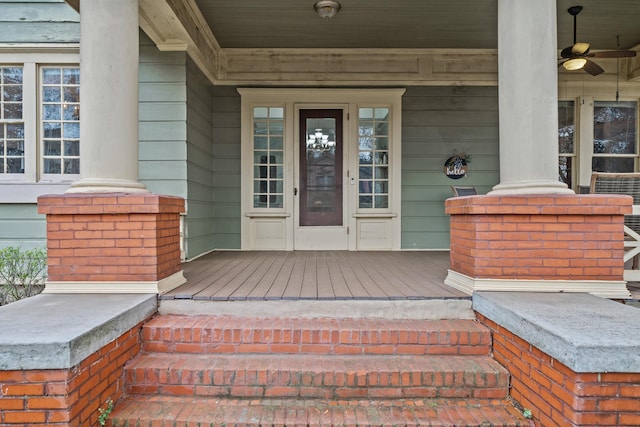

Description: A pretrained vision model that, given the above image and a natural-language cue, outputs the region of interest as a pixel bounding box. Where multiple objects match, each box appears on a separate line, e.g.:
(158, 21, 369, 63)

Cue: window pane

(42, 68, 61, 84)
(6, 124, 23, 138)
(44, 158, 61, 173)
(64, 158, 79, 174)
(592, 157, 635, 173)
(63, 86, 80, 103)
(3, 103, 22, 119)
(593, 101, 636, 155)
(43, 86, 61, 102)
(44, 104, 61, 120)
(253, 107, 268, 119)
(63, 68, 80, 84)
(63, 104, 80, 120)
(7, 158, 24, 173)
(44, 123, 61, 138)
(41, 66, 80, 176)
(269, 107, 284, 119)
(63, 122, 80, 138)
(559, 156, 573, 188)
(2, 68, 22, 84)
(64, 140, 80, 156)
(44, 140, 61, 156)
(3, 85, 22, 102)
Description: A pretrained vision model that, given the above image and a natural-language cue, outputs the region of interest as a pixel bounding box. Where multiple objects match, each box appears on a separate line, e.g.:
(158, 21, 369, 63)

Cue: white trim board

(43, 271, 186, 295)
(445, 270, 631, 300)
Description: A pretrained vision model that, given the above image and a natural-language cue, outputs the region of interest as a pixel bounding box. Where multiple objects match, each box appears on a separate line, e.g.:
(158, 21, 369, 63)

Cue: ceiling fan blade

(572, 42, 590, 55)
(590, 50, 637, 58)
(560, 46, 574, 58)
(582, 59, 604, 76)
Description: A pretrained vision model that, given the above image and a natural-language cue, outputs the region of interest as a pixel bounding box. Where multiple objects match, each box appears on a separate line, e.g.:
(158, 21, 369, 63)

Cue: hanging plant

(444, 152, 471, 180)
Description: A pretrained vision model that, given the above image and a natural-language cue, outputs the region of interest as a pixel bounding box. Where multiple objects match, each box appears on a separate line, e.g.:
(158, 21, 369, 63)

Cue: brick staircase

(109, 315, 534, 426)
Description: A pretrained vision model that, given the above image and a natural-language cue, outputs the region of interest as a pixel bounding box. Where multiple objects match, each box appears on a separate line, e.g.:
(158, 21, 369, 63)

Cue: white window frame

(558, 100, 577, 190)
(0, 49, 79, 203)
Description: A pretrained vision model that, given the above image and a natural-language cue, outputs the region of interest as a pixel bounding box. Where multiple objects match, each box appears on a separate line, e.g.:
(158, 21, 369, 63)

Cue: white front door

(294, 108, 348, 249)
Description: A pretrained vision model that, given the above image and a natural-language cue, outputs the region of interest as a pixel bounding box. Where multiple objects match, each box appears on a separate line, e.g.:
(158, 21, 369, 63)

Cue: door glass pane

(300, 110, 342, 226)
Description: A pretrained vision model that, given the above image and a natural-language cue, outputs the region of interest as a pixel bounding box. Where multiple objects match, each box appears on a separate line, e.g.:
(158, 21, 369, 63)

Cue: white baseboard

(43, 270, 186, 295)
(445, 270, 631, 299)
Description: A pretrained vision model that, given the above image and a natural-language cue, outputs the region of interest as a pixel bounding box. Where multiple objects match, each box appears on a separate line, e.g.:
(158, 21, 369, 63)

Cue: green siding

(185, 57, 215, 258)
(212, 87, 241, 249)
(0, 205, 45, 250)
(401, 86, 500, 249)
(0, 0, 78, 43)
(138, 32, 188, 198)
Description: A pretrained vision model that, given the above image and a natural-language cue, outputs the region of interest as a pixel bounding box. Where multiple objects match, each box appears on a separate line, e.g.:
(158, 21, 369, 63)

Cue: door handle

(294, 188, 298, 196)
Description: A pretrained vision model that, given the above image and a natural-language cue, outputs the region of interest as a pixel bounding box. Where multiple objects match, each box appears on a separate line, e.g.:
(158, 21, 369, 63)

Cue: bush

(0, 247, 47, 306)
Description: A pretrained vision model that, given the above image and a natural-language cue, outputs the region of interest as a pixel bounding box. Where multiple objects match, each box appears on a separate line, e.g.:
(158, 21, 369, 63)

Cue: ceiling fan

(559, 5, 637, 76)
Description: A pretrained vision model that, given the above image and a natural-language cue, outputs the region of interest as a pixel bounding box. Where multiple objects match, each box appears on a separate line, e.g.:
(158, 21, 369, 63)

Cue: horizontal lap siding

(186, 57, 215, 258)
(212, 87, 241, 250)
(139, 31, 188, 196)
(0, 204, 45, 250)
(0, 1, 78, 43)
(401, 87, 499, 250)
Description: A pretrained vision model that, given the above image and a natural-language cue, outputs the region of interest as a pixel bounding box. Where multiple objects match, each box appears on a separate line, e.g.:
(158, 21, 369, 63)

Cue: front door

(294, 109, 347, 249)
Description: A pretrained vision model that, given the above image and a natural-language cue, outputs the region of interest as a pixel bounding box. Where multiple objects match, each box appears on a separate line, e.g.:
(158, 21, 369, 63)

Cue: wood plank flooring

(162, 251, 467, 301)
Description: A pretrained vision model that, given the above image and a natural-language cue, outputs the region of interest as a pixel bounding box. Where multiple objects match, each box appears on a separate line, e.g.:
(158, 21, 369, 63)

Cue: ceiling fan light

(314, 0, 340, 19)
(563, 58, 587, 71)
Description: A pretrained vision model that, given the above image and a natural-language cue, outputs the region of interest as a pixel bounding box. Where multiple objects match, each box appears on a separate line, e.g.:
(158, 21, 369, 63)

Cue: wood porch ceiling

(163, 251, 467, 301)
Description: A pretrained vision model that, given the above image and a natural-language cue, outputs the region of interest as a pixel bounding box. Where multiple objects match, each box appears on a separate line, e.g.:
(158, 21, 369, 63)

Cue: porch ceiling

(194, 0, 640, 51)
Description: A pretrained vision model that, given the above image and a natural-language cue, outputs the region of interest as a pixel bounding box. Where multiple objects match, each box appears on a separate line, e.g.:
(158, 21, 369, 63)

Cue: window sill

(0, 182, 72, 203)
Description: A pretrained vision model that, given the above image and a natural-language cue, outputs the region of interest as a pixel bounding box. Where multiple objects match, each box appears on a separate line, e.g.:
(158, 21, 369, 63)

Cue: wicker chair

(590, 172, 640, 268)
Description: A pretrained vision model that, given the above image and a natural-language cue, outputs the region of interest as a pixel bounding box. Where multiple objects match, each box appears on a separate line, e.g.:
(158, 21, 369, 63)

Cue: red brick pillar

(38, 193, 186, 294)
(444, 194, 632, 298)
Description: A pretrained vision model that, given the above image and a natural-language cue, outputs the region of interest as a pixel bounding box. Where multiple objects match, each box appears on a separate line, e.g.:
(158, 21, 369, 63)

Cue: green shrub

(0, 247, 47, 306)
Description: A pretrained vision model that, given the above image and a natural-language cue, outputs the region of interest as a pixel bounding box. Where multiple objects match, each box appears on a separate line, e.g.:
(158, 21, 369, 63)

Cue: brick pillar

(38, 193, 186, 294)
(444, 194, 632, 298)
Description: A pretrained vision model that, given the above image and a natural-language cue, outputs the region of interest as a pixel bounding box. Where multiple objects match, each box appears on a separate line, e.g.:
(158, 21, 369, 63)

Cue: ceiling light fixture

(563, 57, 587, 71)
(314, 0, 340, 19)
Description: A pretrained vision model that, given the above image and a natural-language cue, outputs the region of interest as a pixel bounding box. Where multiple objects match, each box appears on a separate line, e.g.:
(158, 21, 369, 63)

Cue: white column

(490, 0, 573, 195)
(67, 0, 148, 193)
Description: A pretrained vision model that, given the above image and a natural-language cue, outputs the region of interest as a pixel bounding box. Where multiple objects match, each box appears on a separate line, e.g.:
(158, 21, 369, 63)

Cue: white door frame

(239, 88, 405, 251)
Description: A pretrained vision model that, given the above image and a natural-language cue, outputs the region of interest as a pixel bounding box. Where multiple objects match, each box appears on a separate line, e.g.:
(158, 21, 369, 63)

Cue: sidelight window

(252, 106, 284, 208)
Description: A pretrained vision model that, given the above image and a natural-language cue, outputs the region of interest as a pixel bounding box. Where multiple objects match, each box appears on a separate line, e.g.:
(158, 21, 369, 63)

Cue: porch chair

(590, 172, 640, 268)
(450, 186, 478, 197)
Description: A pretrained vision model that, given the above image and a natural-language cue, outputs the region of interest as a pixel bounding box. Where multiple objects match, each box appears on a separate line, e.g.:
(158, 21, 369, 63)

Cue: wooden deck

(162, 251, 467, 301)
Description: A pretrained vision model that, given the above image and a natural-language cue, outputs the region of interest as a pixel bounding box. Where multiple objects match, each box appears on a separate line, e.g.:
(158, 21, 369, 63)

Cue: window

(41, 67, 80, 177)
(252, 107, 284, 208)
(0, 66, 24, 175)
(358, 107, 389, 209)
(558, 100, 575, 188)
(0, 57, 79, 194)
(592, 101, 637, 173)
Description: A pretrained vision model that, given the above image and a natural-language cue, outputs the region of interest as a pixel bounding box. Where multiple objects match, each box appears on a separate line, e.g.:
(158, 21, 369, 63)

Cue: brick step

(142, 315, 491, 356)
(109, 395, 534, 427)
(125, 353, 509, 399)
